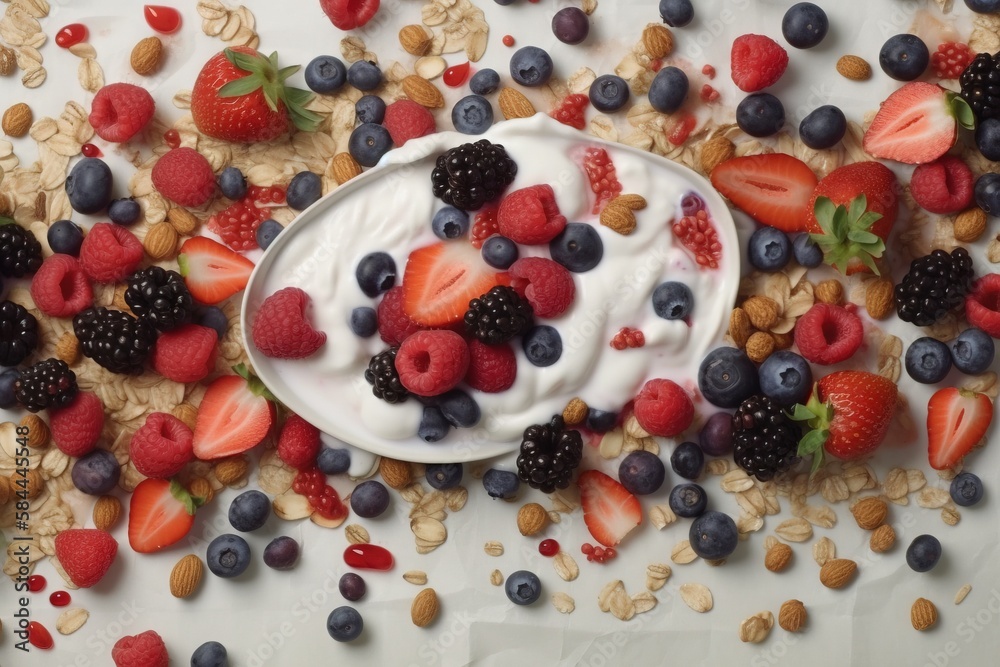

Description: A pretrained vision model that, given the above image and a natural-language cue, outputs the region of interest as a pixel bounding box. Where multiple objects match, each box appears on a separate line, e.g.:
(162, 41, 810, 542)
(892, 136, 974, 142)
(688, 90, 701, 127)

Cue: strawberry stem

(810, 194, 885, 276)
(219, 48, 322, 133)
(169, 479, 206, 515)
(232, 362, 279, 403)
(788, 385, 834, 475)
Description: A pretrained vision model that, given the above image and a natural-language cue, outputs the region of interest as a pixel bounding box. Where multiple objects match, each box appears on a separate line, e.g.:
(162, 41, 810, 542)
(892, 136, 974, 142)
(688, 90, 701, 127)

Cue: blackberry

(516, 415, 583, 493)
(430, 140, 517, 211)
(0, 300, 38, 366)
(364, 347, 408, 403)
(464, 285, 533, 345)
(960, 52, 1000, 122)
(73, 307, 157, 375)
(0, 223, 43, 278)
(124, 266, 194, 331)
(14, 358, 77, 412)
(732, 395, 801, 482)
(895, 247, 974, 327)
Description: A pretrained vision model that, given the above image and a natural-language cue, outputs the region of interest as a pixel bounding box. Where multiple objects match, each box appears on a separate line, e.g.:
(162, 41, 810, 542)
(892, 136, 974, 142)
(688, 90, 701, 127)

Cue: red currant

(538, 539, 560, 557)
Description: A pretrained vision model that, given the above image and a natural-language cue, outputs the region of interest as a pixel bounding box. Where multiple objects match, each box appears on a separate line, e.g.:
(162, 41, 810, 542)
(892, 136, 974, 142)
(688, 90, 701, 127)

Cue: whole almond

(130, 36, 163, 76)
(93, 495, 122, 531)
(498, 87, 536, 120)
(742, 296, 780, 331)
(214, 456, 249, 486)
(865, 277, 894, 320)
(143, 222, 178, 260)
(815, 279, 843, 305)
(171, 403, 199, 430)
(600, 203, 636, 235)
(169, 554, 204, 598)
(954, 207, 987, 243)
(778, 600, 807, 632)
(562, 397, 588, 425)
(819, 558, 857, 589)
(166, 207, 199, 235)
(615, 194, 647, 210)
(55, 332, 80, 365)
(33, 191, 46, 222)
(870, 523, 896, 553)
(411, 588, 440, 627)
(745, 331, 775, 364)
(642, 24, 674, 59)
(22, 469, 43, 500)
(729, 308, 753, 348)
(379, 457, 412, 490)
(402, 75, 445, 109)
(399, 24, 433, 56)
(772, 330, 794, 350)
(0, 45, 15, 76)
(3, 103, 32, 137)
(764, 542, 793, 573)
(851, 496, 888, 530)
(516, 502, 549, 536)
(331, 152, 362, 184)
(911, 598, 938, 631)
(188, 477, 215, 503)
(837, 55, 872, 81)
(20, 413, 49, 449)
(700, 135, 735, 175)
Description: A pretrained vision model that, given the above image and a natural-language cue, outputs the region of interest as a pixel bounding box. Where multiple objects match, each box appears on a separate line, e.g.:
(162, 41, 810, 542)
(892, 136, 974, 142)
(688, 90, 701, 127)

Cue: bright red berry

(151, 147, 216, 207)
(909, 155, 974, 214)
(53, 529, 117, 588)
(550, 93, 589, 130)
(508, 256, 575, 318)
(112, 630, 169, 667)
(251, 287, 327, 359)
(49, 391, 104, 457)
(88, 83, 155, 143)
(931, 42, 975, 79)
(163, 129, 180, 149)
(793, 303, 863, 365)
(700, 84, 720, 103)
(151, 324, 218, 383)
(502, 35, 515, 47)
(30, 254, 92, 317)
(319, 0, 380, 30)
(702, 64, 716, 78)
(633, 378, 694, 437)
(464, 339, 517, 393)
(581, 147, 622, 214)
(277, 413, 322, 471)
(129, 412, 195, 479)
(539, 539, 559, 557)
(672, 209, 722, 269)
(395, 330, 470, 397)
(383, 99, 436, 146)
(78, 223, 144, 283)
(207, 197, 268, 251)
(730, 34, 788, 92)
(470, 204, 500, 249)
(966, 274, 1000, 338)
(497, 184, 567, 245)
(666, 111, 697, 145)
(377, 285, 424, 345)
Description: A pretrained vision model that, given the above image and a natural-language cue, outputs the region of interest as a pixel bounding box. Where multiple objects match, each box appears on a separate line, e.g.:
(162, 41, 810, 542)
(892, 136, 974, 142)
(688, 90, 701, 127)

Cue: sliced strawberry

(710, 154, 817, 232)
(401, 242, 509, 327)
(177, 236, 255, 305)
(128, 478, 204, 554)
(927, 387, 993, 470)
(191, 364, 276, 460)
(578, 470, 642, 547)
(862, 82, 971, 165)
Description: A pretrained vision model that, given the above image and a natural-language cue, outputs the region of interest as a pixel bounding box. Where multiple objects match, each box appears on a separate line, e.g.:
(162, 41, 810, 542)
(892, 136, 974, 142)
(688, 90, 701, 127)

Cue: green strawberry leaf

(218, 48, 321, 134)
(948, 92, 976, 130)
(0, 216, 14, 226)
(812, 193, 886, 276)
(219, 74, 265, 98)
(232, 363, 279, 403)
(788, 403, 819, 422)
(169, 478, 206, 515)
(848, 229, 879, 245)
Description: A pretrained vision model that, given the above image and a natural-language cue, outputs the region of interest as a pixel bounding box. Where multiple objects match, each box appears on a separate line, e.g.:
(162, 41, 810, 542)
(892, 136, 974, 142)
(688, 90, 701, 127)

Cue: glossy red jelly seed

(538, 539, 559, 557)
(502, 35, 515, 47)
(443, 61, 470, 87)
(50, 591, 71, 607)
(28, 574, 46, 592)
(144, 5, 182, 34)
(28, 621, 54, 649)
(163, 129, 180, 149)
(81, 143, 102, 158)
(55, 24, 88, 49)
(344, 544, 393, 570)
(580, 542, 594, 555)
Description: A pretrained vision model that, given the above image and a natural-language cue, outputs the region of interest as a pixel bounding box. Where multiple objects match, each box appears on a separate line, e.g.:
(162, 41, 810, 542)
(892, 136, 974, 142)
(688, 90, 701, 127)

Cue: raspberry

(730, 34, 788, 92)
(910, 155, 974, 214)
(550, 93, 589, 130)
(151, 147, 216, 208)
(54, 529, 118, 589)
(30, 254, 92, 317)
(581, 147, 622, 214)
(497, 184, 567, 245)
(672, 209, 722, 269)
(112, 630, 169, 667)
(207, 197, 268, 251)
(49, 391, 104, 457)
(151, 324, 218, 383)
(611, 327, 645, 349)
(793, 303, 863, 365)
(319, 0, 380, 30)
(383, 99, 436, 146)
(88, 83, 155, 143)
(470, 204, 500, 249)
(633, 378, 694, 437)
(251, 287, 327, 359)
(78, 223, 144, 283)
(129, 412, 194, 479)
(377, 285, 423, 345)
(464, 339, 516, 393)
(666, 111, 697, 145)
(932, 42, 975, 79)
(277, 413, 322, 471)
(508, 256, 575, 318)
(395, 329, 470, 397)
(966, 273, 1000, 337)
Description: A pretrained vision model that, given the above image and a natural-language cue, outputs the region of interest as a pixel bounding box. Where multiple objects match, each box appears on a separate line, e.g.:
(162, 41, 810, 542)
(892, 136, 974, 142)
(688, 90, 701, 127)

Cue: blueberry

(748, 226, 791, 272)
(759, 350, 813, 406)
(652, 281, 693, 320)
(975, 117, 1000, 161)
(879, 34, 929, 81)
(618, 450, 666, 495)
(327, 606, 363, 642)
(287, 171, 322, 211)
(494, 0, 516, 5)
(418, 405, 451, 442)
(659, 0, 694, 26)
(218, 167, 247, 200)
(551, 7, 590, 45)
(950, 472, 984, 506)
(317, 446, 352, 474)
(522, 325, 562, 367)
(669, 482, 708, 517)
(699, 412, 734, 456)
(689, 511, 738, 559)
(206, 534, 251, 578)
(256, 219, 283, 250)
(305, 55, 347, 94)
(65, 157, 113, 214)
(71, 449, 120, 495)
(792, 233, 823, 268)
(47, 220, 84, 256)
(355, 95, 386, 125)
(698, 346, 759, 408)
(509, 46, 554, 87)
(0, 369, 20, 408)
(228, 489, 270, 532)
(483, 468, 520, 500)
(481, 235, 518, 269)
(191, 641, 228, 667)
(349, 123, 393, 168)
(197, 306, 228, 339)
(347, 60, 382, 91)
(437, 389, 481, 427)
(966, 0, 1000, 11)
(355, 251, 396, 297)
(781, 2, 828, 49)
(799, 105, 846, 150)
(670, 441, 705, 480)
(262, 536, 300, 570)
(951, 328, 995, 374)
(648, 66, 689, 114)
(108, 198, 141, 226)
(350, 480, 390, 518)
(338, 573, 366, 601)
(905, 534, 942, 572)
(431, 206, 470, 240)
(426, 463, 463, 490)
(550, 222, 603, 272)
(504, 570, 541, 605)
(452, 95, 494, 135)
(736, 93, 785, 138)
(905, 337, 952, 384)
(589, 75, 630, 113)
(470, 69, 501, 95)
(349, 306, 378, 338)
(585, 408, 617, 433)
(976, 172, 1000, 215)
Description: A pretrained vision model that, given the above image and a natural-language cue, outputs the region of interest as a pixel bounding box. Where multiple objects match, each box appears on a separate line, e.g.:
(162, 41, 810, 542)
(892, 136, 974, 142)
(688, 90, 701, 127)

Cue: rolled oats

(679, 583, 713, 613)
(552, 551, 579, 582)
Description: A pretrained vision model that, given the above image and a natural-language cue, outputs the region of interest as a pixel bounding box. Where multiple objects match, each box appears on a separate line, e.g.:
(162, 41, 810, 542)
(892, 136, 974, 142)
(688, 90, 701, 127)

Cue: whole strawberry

(112, 630, 169, 667)
(191, 47, 321, 143)
(53, 528, 118, 588)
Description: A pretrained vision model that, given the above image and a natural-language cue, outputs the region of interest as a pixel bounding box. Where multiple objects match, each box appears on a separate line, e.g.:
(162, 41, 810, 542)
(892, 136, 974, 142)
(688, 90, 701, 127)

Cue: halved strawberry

(192, 364, 276, 460)
(128, 478, 204, 554)
(578, 470, 642, 547)
(178, 236, 255, 305)
(709, 154, 817, 232)
(401, 242, 509, 327)
(927, 387, 993, 470)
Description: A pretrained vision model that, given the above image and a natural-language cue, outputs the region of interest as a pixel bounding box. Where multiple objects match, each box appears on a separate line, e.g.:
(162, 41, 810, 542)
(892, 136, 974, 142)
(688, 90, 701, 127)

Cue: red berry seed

(539, 539, 559, 557)
(672, 209, 722, 269)
(503, 35, 515, 47)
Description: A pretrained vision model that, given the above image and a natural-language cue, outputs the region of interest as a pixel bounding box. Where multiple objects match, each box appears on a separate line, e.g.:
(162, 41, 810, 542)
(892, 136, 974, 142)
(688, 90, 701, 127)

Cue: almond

(0, 475, 11, 506)
(169, 554, 204, 598)
(778, 600, 807, 632)
(130, 36, 163, 76)
(815, 279, 843, 305)
(143, 222, 178, 260)
(641, 24, 674, 59)
(399, 24, 433, 56)
(562, 397, 588, 425)
(729, 308, 754, 348)
(402, 75, 445, 109)
(865, 277, 894, 320)
(516, 502, 549, 536)
(954, 207, 987, 243)
(745, 331, 775, 364)
(22, 469, 43, 500)
(498, 87, 536, 120)
(166, 207, 199, 235)
(379, 457, 412, 490)
(764, 542, 792, 572)
(819, 558, 857, 589)
(55, 332, 80, 365)
(0, 45, 15, 76)
(214, 455, 249, 486)
(171, 403, 199, 431)
(911, 597, 938, 631)
(331, 152, 362, 184)
(33, 192, 46, 222)
(3, 103, 32, 137)
(742, 295, 780, 331)
(870, 523, 896, 553)
(93, 495, 122, 531)
(20, 414, 49, 449)
(188, 476, 214, 503)
(411, 588, 440, 627)
(772, 330, 794, 350)
(837, 55, 872, 81)
(614, 194, 647, 210)
(600, 203, 636, 235)
(851, 496, 888, 530)
(700, 136, 735, 175)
